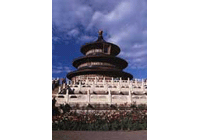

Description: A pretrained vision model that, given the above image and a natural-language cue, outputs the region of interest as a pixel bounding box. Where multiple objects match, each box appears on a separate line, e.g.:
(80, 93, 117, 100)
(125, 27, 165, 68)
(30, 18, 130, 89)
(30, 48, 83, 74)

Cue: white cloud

(85, 0, 147, 69)
(64, 66, 71, 73)
(52, 65, 72, 74)
(53, 0, 147, 69)
(52, 0, 93, 32)
(78, 35, 96, 43)
(67, 28, 80, 37)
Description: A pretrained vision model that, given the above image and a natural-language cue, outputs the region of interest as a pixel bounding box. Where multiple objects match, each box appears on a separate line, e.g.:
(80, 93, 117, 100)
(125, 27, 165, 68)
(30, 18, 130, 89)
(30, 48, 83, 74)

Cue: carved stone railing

(55, 92, 147, 107)
(54, 77, 147, 106)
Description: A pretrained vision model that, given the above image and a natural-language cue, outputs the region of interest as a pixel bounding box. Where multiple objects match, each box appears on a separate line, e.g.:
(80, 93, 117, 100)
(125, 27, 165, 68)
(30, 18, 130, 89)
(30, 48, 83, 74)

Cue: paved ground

(52, 130, 147, 140)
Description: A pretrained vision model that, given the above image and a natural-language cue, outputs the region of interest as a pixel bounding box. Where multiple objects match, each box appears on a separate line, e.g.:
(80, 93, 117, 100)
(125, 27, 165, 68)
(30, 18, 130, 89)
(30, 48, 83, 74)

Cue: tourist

(62, 78, 66, 84)
(52, 79, 55, 90)
(59, 78, 61, 86)
(55, 78, 59, 87)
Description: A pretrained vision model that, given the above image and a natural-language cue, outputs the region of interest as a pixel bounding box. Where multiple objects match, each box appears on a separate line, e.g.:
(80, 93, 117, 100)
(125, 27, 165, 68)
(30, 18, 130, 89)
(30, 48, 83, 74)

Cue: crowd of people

(52, 78, 66, 90)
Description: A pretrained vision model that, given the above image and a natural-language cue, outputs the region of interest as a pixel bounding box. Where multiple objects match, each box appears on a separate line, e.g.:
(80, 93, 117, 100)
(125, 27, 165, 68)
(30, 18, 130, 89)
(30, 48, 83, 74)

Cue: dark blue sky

(52, 0, 147, 79)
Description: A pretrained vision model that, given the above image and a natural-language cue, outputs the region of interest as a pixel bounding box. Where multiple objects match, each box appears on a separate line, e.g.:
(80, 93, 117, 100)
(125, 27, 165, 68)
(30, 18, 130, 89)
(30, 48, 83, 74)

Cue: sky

(52, 0, 147, 79)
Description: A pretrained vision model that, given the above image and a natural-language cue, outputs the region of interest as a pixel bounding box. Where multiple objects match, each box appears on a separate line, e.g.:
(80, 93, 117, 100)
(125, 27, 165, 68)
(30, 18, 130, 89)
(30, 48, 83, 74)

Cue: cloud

(52, 0, 93, 32)
(52, 0, 147, 69)
(67, 28, 80, 37)
(78, 35, 96, 43)
(85, 0, 147, 69)
(52, 64, 72, 74)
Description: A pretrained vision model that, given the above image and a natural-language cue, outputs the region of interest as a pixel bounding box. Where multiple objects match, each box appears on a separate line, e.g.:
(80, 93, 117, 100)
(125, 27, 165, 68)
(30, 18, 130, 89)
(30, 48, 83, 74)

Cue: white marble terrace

(54, 77, 147, 107)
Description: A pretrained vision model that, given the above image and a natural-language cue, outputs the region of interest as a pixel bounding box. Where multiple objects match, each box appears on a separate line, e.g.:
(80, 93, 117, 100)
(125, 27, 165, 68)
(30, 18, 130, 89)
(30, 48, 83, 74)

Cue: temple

(67, 30, 133, 82)
(53, 31, 147, 107)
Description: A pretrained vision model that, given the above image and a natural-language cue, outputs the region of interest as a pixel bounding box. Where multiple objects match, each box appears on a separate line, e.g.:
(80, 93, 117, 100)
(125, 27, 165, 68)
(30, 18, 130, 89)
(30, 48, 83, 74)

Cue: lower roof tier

(72, 54, 128, 69)
(67, 67, 133, 80)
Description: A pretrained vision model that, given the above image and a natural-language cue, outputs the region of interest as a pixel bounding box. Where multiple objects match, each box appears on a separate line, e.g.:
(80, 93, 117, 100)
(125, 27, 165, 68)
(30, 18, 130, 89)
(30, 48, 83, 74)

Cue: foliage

(52, 109, 147, 131)
(137, 104, 147, 110)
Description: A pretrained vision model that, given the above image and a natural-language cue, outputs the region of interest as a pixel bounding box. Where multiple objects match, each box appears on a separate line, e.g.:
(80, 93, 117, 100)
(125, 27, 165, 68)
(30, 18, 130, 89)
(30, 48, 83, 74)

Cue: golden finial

(98, 30, 103, 36)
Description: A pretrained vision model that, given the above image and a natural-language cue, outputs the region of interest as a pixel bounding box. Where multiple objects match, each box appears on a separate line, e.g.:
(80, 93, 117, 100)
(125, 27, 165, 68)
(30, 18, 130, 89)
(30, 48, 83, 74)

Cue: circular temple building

(67, 30, 133, 82)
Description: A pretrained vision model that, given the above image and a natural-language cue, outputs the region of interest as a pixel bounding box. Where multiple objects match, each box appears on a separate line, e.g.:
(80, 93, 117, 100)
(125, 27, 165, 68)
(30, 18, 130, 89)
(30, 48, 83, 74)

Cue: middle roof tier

(72, 54, 128, 70)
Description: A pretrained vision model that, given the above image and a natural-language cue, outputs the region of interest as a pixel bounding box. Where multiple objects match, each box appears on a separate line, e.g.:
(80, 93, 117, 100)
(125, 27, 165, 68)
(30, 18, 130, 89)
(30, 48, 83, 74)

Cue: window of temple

(104, 47, 108, 53)
(78, 62, 114, 69)
(86, 49, 103, 55)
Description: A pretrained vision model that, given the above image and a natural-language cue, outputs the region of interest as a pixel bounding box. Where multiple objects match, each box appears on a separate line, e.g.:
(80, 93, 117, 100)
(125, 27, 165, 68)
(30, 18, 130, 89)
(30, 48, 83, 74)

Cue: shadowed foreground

(52, 130, 147, 140)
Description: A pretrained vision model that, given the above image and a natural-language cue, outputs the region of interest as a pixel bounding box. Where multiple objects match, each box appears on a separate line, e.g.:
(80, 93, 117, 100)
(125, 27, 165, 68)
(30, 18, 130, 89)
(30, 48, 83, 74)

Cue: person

(59, 78, 62, 85)
(61, 88, 66, 94)
(55, 78, 59, 87)
(52, 79, 55, 90)
(52, 97, 56, 108)
(62, 78, 66, 84)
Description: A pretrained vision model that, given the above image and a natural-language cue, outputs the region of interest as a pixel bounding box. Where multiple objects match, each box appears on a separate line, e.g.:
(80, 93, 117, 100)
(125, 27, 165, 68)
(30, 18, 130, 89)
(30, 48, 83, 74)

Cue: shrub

(137, 104, 147, 110)
(52, 109, 147, 131)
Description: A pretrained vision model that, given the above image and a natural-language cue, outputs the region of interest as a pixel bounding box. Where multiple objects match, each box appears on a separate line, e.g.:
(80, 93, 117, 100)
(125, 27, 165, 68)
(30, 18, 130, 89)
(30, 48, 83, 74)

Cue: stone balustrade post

(92, 82, 95, 93)
(87, 90, 90, 104)
(58, 86, 61, 93)
(63, 83, 65, 89)
(129, 90, 132, 103)
(104, 84, 108, 92)
(111, 77, 114, 85)
(103, 77, 105, 85)
(86, 77, 88, 85)
(95, 77, 97, 85)
(78, 81, 81, 91)
(118, 82, 121, 93)
(142, 79, 144, 92)
(128, 77, 130, 85)
(108, 90, 112, 105)
(66, 89, 69, 103)
(135, 78, 137, 86)
(120, 77, 122, 85)
(129, 83, 132, 92)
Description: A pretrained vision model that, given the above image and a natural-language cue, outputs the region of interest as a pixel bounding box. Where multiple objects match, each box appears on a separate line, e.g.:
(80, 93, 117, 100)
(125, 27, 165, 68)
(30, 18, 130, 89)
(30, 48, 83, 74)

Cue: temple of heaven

(67, 30, 133, 82)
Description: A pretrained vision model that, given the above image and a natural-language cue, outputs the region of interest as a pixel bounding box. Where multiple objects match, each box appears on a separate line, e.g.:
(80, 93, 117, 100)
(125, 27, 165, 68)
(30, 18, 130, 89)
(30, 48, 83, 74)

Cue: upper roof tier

(80, 30, 120, 56)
